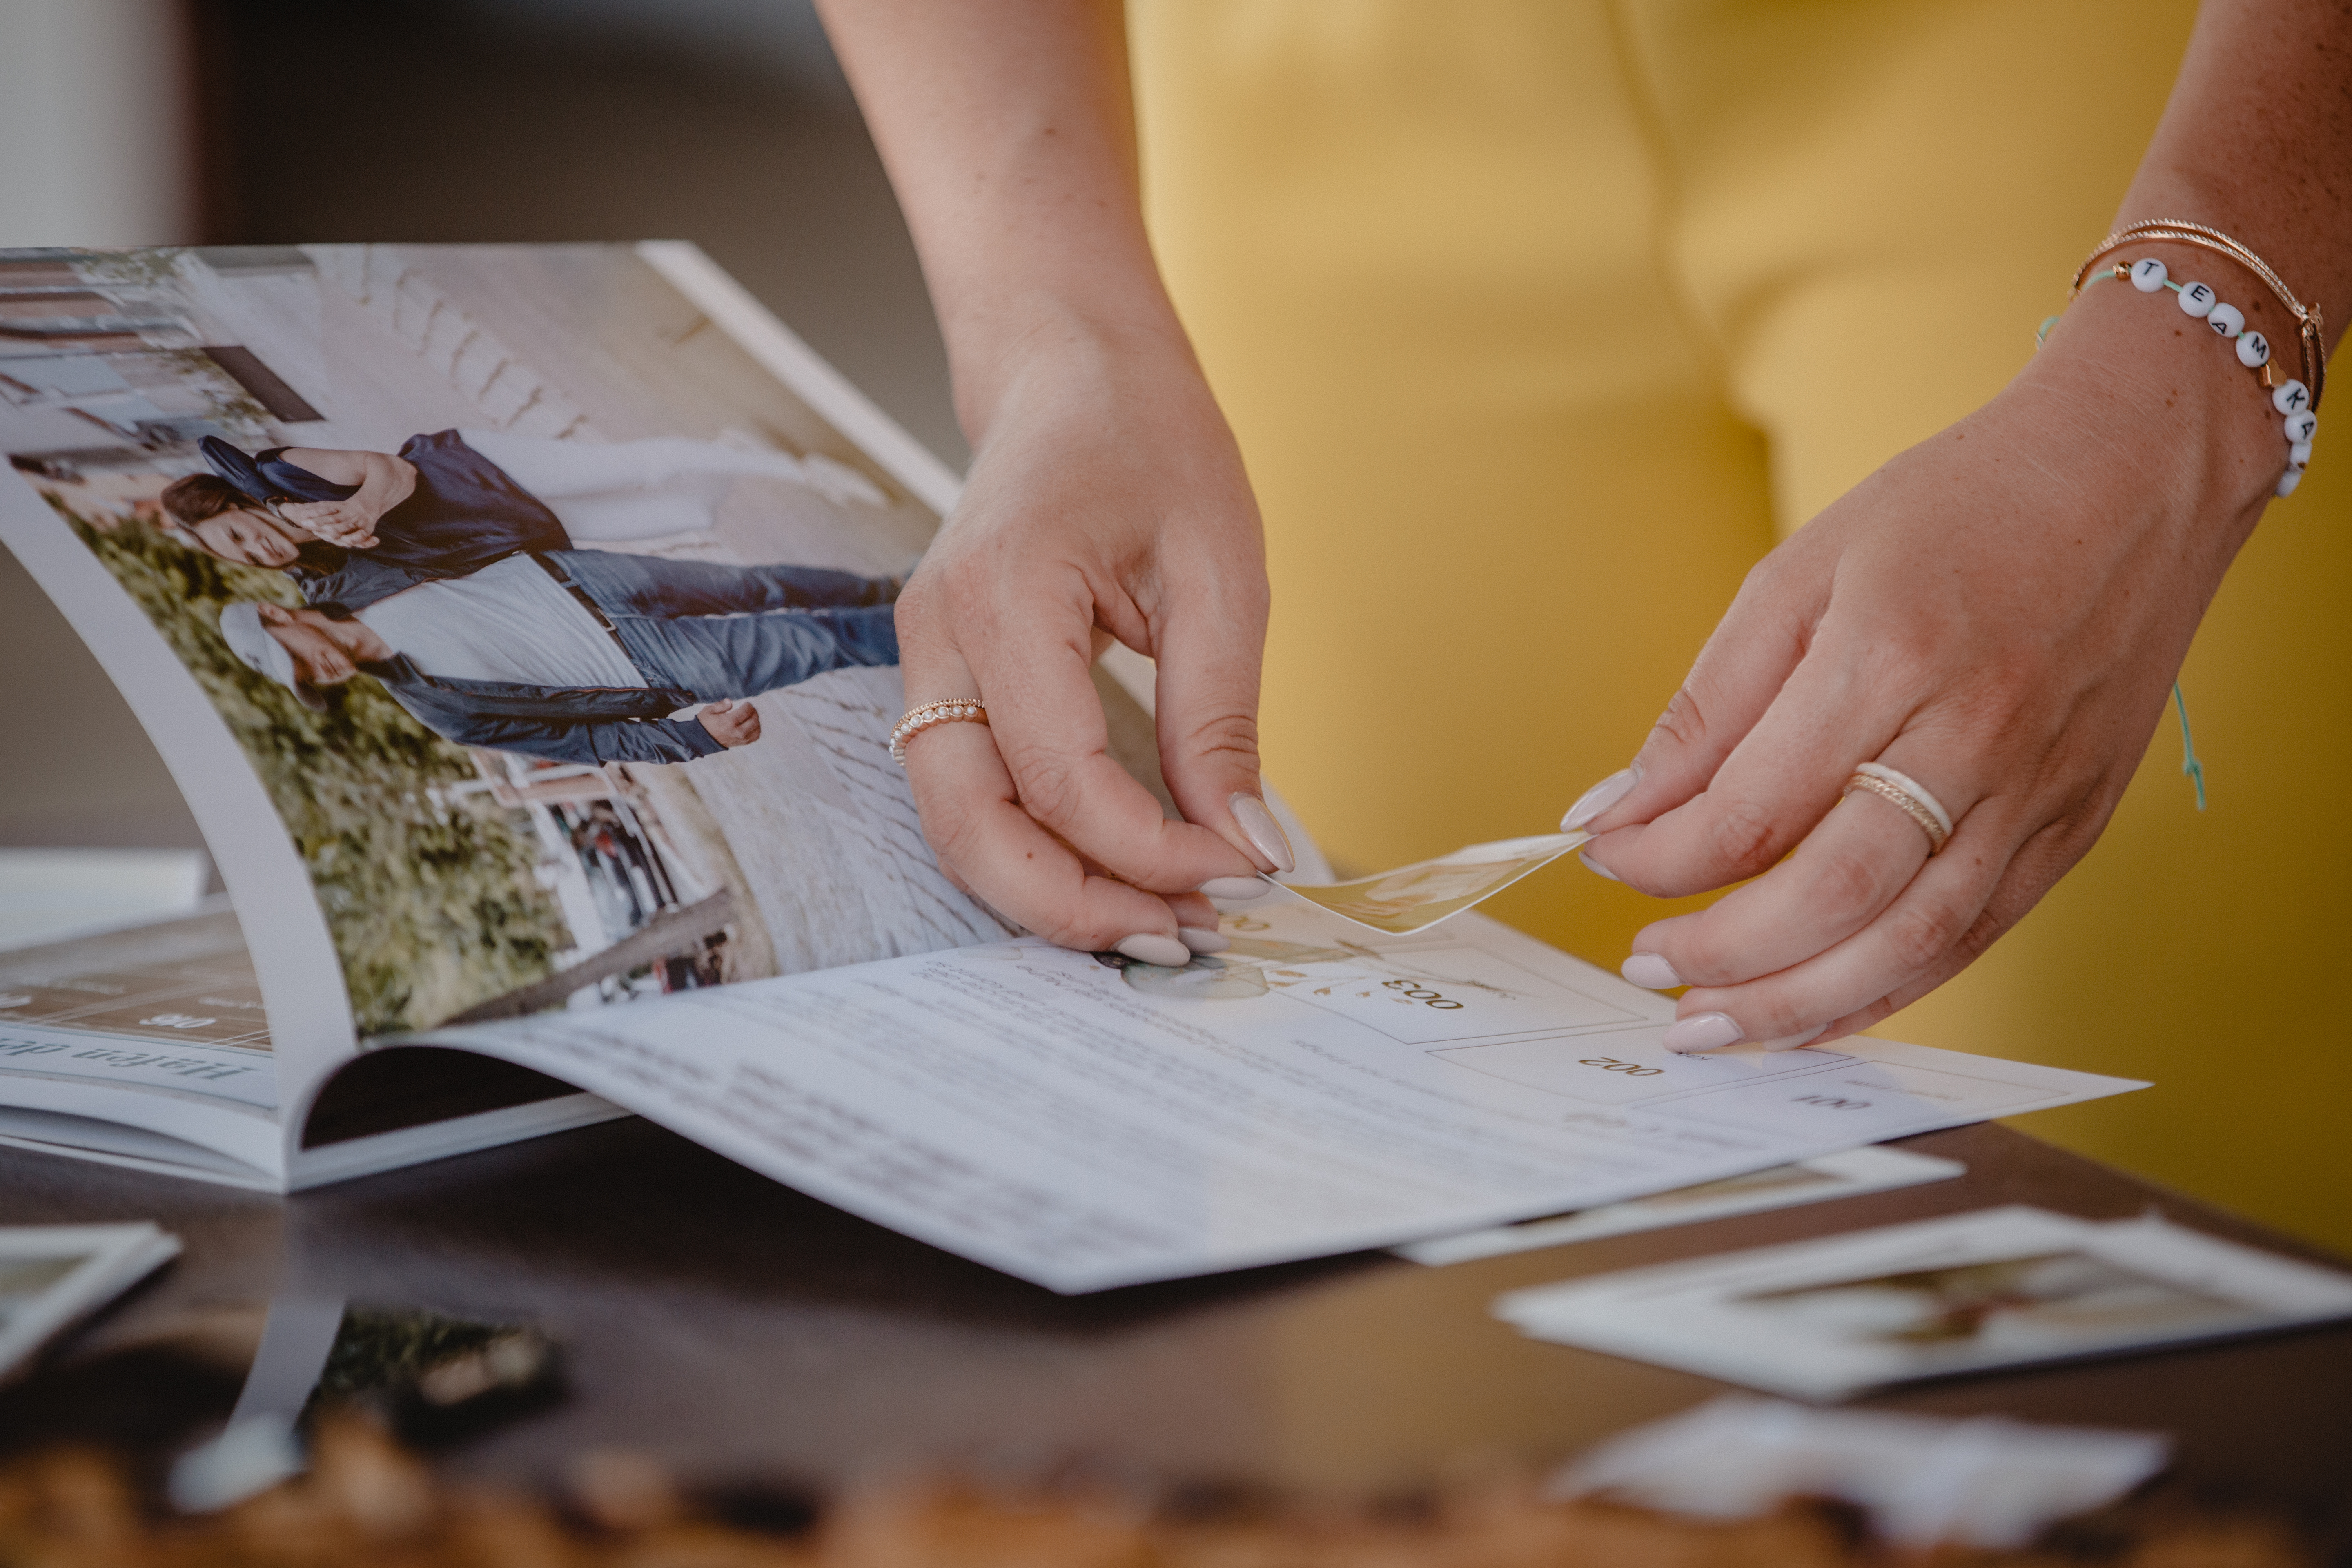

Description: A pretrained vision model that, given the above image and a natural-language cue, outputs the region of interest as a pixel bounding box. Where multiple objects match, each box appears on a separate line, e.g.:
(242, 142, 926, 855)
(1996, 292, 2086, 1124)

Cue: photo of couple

(176, 430, 904, 764)
(2, 244, 1015, 1036)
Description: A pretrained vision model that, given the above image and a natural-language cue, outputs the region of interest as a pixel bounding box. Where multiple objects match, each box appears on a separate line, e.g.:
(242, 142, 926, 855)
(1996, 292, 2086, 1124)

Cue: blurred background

(0, 0, 958, 853)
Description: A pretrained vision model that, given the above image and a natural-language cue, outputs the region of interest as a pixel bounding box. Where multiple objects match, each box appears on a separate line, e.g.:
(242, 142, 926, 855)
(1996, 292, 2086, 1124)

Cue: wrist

(943, 285, 1207, 446)
(2026, 257, 2294, 548)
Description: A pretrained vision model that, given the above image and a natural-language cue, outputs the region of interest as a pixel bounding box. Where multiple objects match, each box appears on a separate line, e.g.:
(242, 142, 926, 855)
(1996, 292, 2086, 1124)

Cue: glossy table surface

(6, 1116, 2348, 1519)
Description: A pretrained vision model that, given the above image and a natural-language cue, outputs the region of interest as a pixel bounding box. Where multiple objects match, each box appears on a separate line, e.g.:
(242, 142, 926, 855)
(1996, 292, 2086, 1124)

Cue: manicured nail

(1578, 849, 1621, 883)
(1198, 876, 1271, 900)
(1662, 1012, 1744, 1053)
(1229, 793, 1295, 875)
(1754, 1027, 1826, 1052)
(1177, 926, 1230, 955)
(1561, 763, 1641, 831)
(1621, 952, 1685, 990)
(1116, 933, 1192, 968)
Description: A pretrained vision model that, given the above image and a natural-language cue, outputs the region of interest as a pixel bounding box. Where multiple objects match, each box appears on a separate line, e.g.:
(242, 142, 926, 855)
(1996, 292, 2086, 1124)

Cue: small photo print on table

(0, 1256, 82, 1327)
(1735, 1250, 2260, 1364)
(1494, 1206, 2352, 1400)
(0, 1223, 182, 1378)
(1397, 1145, 1964, 1266)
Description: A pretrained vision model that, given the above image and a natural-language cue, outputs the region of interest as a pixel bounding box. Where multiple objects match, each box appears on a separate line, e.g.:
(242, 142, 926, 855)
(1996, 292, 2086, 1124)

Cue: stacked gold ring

(889, 699, 989, 764)
(1843, 762, 1953, 856)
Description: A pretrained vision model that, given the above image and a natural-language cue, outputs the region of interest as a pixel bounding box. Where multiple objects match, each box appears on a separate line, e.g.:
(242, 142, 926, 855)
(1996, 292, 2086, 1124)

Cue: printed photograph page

(0, 243, 1112, 1170)
(411, 902, 2143, 1293)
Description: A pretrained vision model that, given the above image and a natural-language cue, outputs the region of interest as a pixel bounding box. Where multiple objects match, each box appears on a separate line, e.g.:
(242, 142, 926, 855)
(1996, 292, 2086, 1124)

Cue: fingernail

(1577, 849, 1621, 883)
(1177, 926, 1230, 955)
(1229, 793, 1295, 875)
(1754, 1027, 1826, 1052)
(1662, 1012, 1744, 1053)
(1115, 933, 1192, 968)
(1198, 876, 1271, 900)
(1621, 952, 1685, 990)
(1561, 763, 1641, 831)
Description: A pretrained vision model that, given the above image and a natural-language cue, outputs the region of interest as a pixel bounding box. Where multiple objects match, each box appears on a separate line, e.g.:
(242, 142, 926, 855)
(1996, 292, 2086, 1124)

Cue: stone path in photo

(662, 668, 1013, 974)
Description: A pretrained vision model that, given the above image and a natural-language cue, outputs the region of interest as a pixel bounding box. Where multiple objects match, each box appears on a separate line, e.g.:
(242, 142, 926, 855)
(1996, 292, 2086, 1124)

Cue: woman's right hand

(895, 311, 1281, 961)
(815, 0, 1286, 958)
(277, 497, 380, 549)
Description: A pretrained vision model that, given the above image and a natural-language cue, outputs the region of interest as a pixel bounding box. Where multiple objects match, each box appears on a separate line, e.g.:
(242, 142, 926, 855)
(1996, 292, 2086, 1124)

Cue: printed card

(1398, 1146, 1964, 1265)
(0, 1222, 181, 1379)
(1267, 833, 1588, 934)
(1494, 1206, 2352, 1399)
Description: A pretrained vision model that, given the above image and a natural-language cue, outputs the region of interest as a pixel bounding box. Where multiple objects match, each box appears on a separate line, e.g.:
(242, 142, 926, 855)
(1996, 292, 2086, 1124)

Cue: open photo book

(0, 244, 2146, 1293)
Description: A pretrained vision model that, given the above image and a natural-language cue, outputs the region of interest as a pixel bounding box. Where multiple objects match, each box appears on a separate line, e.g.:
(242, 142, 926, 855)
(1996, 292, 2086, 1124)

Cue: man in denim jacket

(217, 547, 900, 766)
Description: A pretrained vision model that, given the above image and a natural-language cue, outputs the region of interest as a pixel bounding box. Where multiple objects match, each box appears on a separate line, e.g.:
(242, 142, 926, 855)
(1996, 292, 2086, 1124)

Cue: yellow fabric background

(1130, 1, 2352, 1251)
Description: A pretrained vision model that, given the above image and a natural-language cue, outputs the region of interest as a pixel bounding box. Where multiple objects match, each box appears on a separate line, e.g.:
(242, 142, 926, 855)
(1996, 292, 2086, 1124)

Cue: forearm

(814, 0, 1192, 438)
(351, 452, 417, 521)
(2016, 2, 2351, 569)
(2121, 0, 2352, 332)
(446, 717, 722, 767)
(280, 447, 416, 526)
(581, 717, 724, 764)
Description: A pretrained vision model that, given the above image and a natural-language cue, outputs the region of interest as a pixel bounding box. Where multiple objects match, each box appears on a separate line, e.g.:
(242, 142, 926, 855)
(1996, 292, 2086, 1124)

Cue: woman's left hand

(278, 498, 381, 549)
(1571, 269, 2286, 1051)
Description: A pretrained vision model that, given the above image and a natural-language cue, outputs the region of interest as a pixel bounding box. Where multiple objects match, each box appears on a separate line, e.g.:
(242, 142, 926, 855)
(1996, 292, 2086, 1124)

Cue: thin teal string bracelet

(2173, 682, 2207, 812)
(2036, 272, 2210, 813)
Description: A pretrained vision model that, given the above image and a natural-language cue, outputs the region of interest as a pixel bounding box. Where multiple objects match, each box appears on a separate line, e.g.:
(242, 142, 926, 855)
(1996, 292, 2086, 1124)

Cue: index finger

(902, 702, 1198, 959)
(956, 592, 1262, 895)
(1586, 654, 1898, 898)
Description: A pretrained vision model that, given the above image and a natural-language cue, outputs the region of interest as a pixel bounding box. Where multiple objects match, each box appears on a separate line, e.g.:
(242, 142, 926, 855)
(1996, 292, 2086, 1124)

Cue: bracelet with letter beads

(2091, 257, 2313, 499)
(2082, 220, 2327, 405)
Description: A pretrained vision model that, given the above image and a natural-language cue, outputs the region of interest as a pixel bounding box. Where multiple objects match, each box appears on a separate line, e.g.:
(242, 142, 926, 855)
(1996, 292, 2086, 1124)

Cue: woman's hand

(272, 448, 418, 551)
(1572, 270, 2285, 1050)
(277, 497, 381, 548)
(817, 0, 1281, 961)
(895, 314, 1275, 962)
(1572, 0, 2347, 1047)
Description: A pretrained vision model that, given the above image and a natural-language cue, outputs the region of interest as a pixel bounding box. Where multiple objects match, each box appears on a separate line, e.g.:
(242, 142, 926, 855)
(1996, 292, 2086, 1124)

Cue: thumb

(1149, 586, 1286, 874)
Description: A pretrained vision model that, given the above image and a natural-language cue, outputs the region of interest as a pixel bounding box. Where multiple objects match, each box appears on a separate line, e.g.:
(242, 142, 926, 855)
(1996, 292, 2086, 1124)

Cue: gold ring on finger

(889, 699, 989, 765)
(1842, 761, 1953, 855)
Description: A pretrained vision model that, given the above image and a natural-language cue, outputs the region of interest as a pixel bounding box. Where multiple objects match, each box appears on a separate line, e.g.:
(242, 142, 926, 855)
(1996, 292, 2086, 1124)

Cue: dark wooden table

(6, 1118, 2348, 1521)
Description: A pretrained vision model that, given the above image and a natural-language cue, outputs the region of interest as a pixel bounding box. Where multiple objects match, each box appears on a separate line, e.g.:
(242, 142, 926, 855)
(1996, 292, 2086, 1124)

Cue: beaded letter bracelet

(2057, 258, 2316, 497)
(2039, 219, 2327, 500)
(2041, 259, 2317, 498)
(2079, 219, 2327, 401)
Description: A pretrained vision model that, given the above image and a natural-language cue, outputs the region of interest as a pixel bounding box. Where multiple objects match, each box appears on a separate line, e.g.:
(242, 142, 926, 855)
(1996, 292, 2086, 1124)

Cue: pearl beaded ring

(889, 699, 989, 764)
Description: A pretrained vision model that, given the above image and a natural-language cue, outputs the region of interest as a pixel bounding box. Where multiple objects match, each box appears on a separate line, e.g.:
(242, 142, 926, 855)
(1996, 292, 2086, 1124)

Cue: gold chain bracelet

(2073, 219, 2327, 408)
